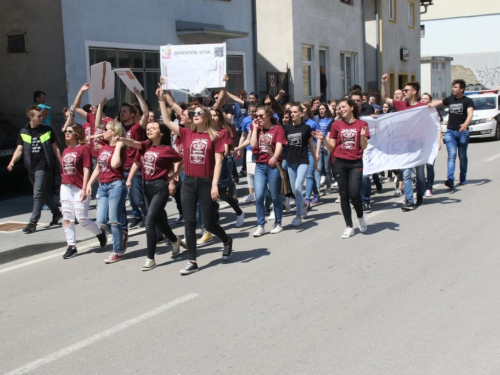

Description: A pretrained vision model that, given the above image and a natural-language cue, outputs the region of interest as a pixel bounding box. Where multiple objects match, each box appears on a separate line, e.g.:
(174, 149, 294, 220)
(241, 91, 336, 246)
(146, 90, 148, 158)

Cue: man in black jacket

(8, 105, 62, 233)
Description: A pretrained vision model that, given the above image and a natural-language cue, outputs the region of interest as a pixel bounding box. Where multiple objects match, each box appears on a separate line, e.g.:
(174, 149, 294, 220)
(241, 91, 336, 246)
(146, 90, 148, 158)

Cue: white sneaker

(270, 223, 283, 234)
(302, 201, 310, 218)
(341, 227, 355, 239)
(424, 189, 433, 197)
(235, 212, 245, 228)
(335, 196, 341, 203)
(253, 225, 265, 237)
(333, 181, 338, 188)
(245, 193, 255, 203)
(358, 217, 367, 233)
(171, 237, 181, 257)
(291, 217, 302, 227)
(283, 197, 291, 213)
(320, 176, 326, 186)
(267, 210, 275, 221)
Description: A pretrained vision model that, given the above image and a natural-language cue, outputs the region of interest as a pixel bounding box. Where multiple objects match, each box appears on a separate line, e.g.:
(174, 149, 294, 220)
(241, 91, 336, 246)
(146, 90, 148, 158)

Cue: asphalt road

(1, 139, 500, 375)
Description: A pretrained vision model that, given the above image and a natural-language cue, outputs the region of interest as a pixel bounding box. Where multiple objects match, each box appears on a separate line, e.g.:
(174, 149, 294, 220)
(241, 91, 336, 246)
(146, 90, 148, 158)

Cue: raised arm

(164, 89, 183, 117)
(111, 141, 124, 169)
(116, 136, 143, 149)
(428, 99, 444, 108)
(61, 108, 74, 133)
(157, 85, 180, 135)
(381, 74, 393, 106)
(133, 87, 149, 129)
(73, 83, 91, 120)
(95, 99, 106, 127)
(275, 90, 285, 102)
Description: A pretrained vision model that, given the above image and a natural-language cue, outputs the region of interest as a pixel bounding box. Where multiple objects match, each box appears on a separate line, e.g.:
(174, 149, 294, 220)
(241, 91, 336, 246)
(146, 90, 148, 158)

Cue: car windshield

(472, 97, 497, 111)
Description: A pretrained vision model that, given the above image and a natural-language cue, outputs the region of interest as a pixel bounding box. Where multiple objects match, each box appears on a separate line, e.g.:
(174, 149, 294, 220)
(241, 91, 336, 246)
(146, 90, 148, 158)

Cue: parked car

(0, 120, 24, 178)
(440, 91, 500, 141)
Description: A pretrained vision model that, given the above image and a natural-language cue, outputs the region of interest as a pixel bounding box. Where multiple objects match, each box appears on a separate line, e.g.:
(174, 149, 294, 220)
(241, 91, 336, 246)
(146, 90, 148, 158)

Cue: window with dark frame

(7, 34, 26, 53)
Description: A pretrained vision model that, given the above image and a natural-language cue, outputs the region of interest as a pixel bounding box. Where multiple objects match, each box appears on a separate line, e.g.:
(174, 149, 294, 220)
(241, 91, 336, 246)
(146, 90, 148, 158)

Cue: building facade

(256, 0, 366, 102)
(421, 0, 500, 91)
(1, 0, 256, 127)
(365, 0, 422, 99)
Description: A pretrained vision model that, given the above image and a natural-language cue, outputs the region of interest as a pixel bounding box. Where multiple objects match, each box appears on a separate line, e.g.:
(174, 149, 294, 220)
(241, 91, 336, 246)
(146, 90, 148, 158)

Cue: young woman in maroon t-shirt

(87, 121, 128, 263)
(158, 86, 233, 275)
(59, 124, 107, 259)
(313, 98, 369, 239)
(118, 122, 184, 271)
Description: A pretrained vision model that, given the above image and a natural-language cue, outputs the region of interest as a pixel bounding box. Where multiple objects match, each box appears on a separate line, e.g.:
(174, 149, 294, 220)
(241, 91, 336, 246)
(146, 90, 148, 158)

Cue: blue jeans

(360, 174, 371, 204)
(403, 165, 426, 203)
(320, 148, 332, 188)
(96, 179, 128, 253)
(254, 163, 282, 226)
(305, 152, 320, 199)
(124, 170, 147, 220)
(287, 163, 308, 217)
(445, 129, 469, 184)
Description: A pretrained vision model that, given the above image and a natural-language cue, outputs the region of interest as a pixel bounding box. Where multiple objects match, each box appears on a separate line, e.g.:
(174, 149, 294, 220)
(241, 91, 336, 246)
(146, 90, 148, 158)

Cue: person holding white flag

(381, 75, 427, 211)
(312, 98, 369, 239)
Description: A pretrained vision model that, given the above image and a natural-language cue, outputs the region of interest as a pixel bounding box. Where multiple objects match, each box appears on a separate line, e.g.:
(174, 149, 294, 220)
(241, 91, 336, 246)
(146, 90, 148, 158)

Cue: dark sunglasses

(256, 114, 266, 118)
(264, 102, 272, 106)
(190, 111, 204, 117)
(63, 130, 74, 134)
(402, 89, 410, 93)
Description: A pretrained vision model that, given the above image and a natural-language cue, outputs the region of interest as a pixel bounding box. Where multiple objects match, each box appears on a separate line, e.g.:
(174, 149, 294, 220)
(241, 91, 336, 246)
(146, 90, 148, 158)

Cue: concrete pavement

(1, 140, 500, 374)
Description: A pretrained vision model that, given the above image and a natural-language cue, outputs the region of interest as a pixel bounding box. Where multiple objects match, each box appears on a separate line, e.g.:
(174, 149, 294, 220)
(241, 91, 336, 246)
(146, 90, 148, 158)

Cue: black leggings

(332, 157, 364, 227)
(143, 179, 178, 259)
(173, 182, 183, 215)
(181, 176, 229, 262)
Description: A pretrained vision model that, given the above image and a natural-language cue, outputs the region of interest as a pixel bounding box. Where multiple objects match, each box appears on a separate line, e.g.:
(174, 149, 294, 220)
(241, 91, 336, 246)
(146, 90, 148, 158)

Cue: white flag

(160, 43, 226, 95)
(362, 107, 440, 174)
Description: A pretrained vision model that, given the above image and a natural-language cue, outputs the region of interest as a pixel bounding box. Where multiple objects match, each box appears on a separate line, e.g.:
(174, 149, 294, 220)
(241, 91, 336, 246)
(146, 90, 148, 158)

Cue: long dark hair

(338, 98, 360, 119)
(318, 103, 332, 119)
(263, 95, 283, 120)
(148, 123, 171, 146)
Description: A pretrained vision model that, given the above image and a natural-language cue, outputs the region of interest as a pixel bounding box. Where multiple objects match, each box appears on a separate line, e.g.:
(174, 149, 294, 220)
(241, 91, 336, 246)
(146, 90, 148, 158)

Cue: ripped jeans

(96, 179, 128, 253)
(60, 184, 101, 246)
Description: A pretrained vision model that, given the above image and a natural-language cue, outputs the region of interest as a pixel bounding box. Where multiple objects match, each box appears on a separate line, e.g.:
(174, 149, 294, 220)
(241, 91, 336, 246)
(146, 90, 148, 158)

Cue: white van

(441, 91, 500, 140)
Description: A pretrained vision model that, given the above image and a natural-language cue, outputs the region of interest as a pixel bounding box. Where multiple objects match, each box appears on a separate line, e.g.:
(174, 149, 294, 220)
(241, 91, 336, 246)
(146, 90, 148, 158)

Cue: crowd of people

(7, 73, 474, 275)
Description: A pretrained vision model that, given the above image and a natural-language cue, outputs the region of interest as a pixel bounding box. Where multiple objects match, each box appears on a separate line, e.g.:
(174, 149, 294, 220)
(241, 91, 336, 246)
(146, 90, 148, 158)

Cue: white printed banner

(160, 43, 226, 95)
(362, 107, 441, 174)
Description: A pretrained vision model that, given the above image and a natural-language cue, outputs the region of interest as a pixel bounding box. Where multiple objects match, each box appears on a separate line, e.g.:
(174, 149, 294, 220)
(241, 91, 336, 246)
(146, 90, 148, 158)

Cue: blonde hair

(106, 120, 126, 137)
(190, 106, 219, 141)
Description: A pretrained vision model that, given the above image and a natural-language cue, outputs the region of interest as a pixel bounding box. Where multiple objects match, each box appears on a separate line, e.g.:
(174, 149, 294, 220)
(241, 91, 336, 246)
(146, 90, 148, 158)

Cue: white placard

(160, 43, 226, 95)
(90, 62, 115, 106)
(362, 107, 440, 174)
(114, 68, 144, 92)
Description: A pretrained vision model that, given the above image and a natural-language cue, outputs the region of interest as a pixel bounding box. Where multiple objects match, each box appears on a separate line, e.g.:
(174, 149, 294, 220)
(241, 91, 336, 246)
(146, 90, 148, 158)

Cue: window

(389, 0, 397, 22)
(340, 52, 357, 96)
(420, 25, 425, 38)
(7, 34, 26, 53)
(408, 2, 415, 27)
(302, 46, 313, 98)
(226, 55, 245, 95)
(411, 74, 416, 82)
(340, 0, 353, 4)
(89, 47, 160, 116)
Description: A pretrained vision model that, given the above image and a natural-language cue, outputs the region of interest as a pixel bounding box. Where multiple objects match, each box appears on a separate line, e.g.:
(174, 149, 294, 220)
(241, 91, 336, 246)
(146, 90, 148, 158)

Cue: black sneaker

(129, 217, 142, 229)
(63, 245, 78, 259)
(139, 220, 145, 228)
(156, 233, 166, 244)
(416, 197, 424, 207)
(96, 228, 107, 248)
(179, 262, 199, 275)
(222, 237, 233, 261)
(375, 180, 382, 192)
(23, 223, 36, 234)
(401, 201, 416, 211)
(444, 179, 454, 189)
(239, 170, 247, 177)
(49, 210, 62, 226)
(362, 202, 372, 213)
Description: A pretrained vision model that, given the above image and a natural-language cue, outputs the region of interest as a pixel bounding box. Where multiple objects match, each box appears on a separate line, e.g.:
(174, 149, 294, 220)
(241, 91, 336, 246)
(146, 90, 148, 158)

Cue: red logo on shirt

(190, 139, 208, 164)
(62, 152, 77, 175)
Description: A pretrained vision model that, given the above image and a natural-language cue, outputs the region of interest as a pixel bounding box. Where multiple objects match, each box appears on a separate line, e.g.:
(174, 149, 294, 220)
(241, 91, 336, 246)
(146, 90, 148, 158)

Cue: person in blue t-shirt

(301, 102, 321, 214)
(236, 104, 258, 202)
(316, 103, 334, 194)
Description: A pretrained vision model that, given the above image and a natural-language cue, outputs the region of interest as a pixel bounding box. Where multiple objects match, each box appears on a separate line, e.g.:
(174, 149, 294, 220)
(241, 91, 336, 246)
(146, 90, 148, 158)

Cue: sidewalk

(0, 172, 252, 265)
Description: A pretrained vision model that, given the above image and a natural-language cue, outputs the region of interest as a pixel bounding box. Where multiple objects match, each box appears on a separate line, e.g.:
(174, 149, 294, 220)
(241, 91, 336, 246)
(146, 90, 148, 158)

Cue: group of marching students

(29, 71, 461, 276)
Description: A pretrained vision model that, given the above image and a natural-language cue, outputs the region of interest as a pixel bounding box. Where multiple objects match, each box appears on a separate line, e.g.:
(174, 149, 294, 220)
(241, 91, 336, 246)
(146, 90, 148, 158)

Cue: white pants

(246, 150, 255, 189)
(60, 184, 101, 246)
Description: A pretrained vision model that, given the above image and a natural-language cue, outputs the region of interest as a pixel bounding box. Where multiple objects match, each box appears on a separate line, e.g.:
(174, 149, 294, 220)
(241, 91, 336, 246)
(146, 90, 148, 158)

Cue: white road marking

(485, 153, 500, 162)
(4, 293, 199, 375)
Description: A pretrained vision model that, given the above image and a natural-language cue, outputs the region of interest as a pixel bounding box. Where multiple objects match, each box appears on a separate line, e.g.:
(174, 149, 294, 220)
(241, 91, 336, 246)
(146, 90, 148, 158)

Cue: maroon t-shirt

(173, 135, 184, 156)
(216, 128, 233, 147)
(392, 100, 426, 112)
(178, 126, 225, 178)
(60, 145, 92, 189)
(330, 119, 370, 161)
(254, 125, 287, 165)
(97, 145, 126, 183)
(86, 113, 113, 158)
(123, 122, 146, 170)
(139, 141, 183, 181)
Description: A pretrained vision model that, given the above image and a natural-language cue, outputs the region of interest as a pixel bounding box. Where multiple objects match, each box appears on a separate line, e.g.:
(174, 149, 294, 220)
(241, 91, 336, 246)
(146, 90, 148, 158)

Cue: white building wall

(421, 62, 431, 97)
(60, 0, 255, 109)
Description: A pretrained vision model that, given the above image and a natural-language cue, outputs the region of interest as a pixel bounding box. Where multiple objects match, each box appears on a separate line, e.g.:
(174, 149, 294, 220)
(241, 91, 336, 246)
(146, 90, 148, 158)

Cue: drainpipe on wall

(251, 0, 259, 92)
(375, 0, 380, 91)
(361, 0, 367, 90)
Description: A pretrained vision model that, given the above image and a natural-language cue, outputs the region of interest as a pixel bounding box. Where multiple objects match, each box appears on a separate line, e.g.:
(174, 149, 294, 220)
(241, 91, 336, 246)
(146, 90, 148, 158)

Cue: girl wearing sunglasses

(59, 124, 107, 259)
(158, 85, 233, 275)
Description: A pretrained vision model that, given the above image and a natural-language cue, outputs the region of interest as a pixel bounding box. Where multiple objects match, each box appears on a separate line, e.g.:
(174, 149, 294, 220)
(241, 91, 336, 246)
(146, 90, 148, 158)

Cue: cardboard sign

(114, 68, 144, 92)
(90, 62, 114, 106)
